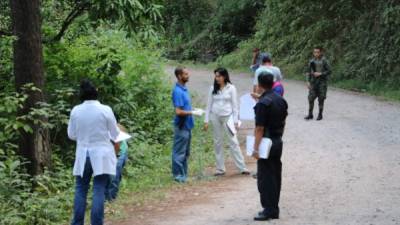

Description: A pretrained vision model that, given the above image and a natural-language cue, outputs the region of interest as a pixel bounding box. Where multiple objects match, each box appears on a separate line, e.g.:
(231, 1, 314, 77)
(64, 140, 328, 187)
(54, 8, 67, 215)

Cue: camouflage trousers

(308, 82, 327, 102)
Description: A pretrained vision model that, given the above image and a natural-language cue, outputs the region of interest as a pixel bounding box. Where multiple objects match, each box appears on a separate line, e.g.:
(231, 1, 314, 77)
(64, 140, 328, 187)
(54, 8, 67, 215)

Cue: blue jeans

(105, 152, 127, 201)
(71, 157, 109, 225)
(172, 126, 192, 182)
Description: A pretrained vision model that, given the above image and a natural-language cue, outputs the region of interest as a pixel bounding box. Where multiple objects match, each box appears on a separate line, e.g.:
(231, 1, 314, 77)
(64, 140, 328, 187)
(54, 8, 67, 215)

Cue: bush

(164, 0, 265, 62)
(0, 30, 175, 224)
(218, 0, 400, 100)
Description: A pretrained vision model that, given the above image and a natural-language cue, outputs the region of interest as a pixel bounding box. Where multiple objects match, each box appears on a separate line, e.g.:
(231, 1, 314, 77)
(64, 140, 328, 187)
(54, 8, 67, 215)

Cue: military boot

(317, 101, 324, 121)
(305, 108, 314, 120)
(304, 114, 313, 120)
(317, 108, 323, 120)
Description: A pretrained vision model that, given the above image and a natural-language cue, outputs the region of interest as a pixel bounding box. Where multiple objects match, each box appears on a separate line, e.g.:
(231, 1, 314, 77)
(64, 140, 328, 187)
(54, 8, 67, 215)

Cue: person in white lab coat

(204, 68, 250, 176)
(68, 80, 120, 225)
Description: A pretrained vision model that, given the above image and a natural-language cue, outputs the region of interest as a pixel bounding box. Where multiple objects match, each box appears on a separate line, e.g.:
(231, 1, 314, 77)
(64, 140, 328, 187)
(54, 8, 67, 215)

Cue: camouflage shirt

(306, 57, 331, 83)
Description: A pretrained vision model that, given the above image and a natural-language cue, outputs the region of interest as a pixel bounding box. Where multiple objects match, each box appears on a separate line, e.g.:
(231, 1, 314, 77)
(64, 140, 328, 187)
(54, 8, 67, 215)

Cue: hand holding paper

(191, 108, 205, 116)
(113, 131, 132, 143)
(246, 135, 272, 159)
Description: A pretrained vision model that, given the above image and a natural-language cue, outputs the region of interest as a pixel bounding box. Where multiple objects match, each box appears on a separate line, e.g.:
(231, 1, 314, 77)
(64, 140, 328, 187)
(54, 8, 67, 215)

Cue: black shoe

(214, 171, 225, 176)
(304, 114, 313, 120)
(316, 113, 323, 120)
(241, 170, 251, 175)
(254, 212, 279, 221)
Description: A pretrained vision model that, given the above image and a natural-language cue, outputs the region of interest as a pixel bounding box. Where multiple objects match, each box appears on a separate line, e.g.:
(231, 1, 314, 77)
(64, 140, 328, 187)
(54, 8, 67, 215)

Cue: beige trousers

(210, 113, 247, 173)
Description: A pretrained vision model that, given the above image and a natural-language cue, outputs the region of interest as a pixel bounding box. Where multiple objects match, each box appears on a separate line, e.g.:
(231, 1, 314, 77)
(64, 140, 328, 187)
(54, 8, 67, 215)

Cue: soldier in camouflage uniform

(305, 47, 331, 121)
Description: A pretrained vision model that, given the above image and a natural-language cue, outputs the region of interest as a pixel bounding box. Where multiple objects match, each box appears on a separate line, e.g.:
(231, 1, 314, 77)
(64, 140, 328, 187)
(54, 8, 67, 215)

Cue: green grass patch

(106, 118, 216, 221)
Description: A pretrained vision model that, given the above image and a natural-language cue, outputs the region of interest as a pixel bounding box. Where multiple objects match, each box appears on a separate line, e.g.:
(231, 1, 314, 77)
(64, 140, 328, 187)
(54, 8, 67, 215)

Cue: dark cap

(260, 52, 272, 63)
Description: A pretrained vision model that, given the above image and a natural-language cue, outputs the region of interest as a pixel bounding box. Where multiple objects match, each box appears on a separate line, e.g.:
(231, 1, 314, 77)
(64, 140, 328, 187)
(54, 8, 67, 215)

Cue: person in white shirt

(204, 68, 250, 176)
(68, 80, 120, 225)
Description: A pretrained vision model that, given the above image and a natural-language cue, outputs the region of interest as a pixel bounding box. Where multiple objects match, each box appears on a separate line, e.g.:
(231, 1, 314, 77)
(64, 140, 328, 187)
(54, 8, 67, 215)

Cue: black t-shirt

(254, 90, 288, 138)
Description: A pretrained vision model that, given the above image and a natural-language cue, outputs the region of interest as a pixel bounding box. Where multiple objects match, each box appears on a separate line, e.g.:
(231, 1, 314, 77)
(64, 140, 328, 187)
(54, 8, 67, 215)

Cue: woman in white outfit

(204, 68, 250, 176)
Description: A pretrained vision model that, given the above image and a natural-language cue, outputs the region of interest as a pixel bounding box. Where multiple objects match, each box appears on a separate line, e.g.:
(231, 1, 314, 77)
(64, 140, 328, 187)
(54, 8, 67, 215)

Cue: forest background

(0, 0, 399, 224)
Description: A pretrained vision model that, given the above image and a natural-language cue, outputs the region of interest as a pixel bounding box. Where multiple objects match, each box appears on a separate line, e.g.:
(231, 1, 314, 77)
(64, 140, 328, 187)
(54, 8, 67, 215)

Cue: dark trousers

(105, 152, 127, 201)
(308, 82, 327, 115)
(71, 157, 109, 225)
(257, 138, 282, 214)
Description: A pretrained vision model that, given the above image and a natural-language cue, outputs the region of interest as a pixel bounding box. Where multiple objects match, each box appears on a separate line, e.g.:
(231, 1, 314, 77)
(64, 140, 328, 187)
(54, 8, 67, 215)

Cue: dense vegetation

(163, 0, 400, 99)
(163, 0, 265, 62)
(0, 1, 213, 224)
(0, 28, 179, 224)
(1, 0, 399, 224)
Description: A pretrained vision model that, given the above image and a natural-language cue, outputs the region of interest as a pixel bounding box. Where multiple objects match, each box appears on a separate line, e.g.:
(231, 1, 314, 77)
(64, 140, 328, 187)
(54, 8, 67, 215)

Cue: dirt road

(111, 67, 400, 225)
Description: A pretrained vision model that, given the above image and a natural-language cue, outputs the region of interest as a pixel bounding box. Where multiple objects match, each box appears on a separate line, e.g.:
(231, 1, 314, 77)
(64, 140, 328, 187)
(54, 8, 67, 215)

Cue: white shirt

(205, 83, 239, 123)
(68, 100, 120, 177)
(254, 65, 283, 85)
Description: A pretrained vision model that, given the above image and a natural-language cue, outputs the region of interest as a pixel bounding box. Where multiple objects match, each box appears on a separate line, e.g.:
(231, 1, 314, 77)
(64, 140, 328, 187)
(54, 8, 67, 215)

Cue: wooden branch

(50, 2, 90, 42)
(0, 30, 13, 37)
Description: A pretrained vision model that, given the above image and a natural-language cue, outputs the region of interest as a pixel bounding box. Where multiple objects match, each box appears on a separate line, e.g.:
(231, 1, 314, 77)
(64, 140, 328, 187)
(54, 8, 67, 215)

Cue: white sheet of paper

(239, 93, 256, 121)
(226, 115, 237, 136)
(114, 131, 132, 143)
(192, 108, 205, 116)
(246, 135, 272, 159)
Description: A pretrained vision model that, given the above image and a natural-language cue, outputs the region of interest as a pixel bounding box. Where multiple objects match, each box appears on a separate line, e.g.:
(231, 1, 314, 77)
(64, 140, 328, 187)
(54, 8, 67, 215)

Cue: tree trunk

(10, 0, 51, 175)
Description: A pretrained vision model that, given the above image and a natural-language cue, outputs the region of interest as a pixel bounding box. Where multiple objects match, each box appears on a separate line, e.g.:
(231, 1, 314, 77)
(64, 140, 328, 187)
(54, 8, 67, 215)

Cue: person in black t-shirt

(252, 72, 288, 221)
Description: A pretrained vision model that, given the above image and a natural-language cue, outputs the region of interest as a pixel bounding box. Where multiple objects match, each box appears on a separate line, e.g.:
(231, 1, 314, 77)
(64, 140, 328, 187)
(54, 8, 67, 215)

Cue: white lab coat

(67, 100, 120, 177)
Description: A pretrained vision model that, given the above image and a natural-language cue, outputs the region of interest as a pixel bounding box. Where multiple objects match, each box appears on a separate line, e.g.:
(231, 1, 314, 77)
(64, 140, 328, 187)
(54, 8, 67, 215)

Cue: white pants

(210, 113, 247, 173)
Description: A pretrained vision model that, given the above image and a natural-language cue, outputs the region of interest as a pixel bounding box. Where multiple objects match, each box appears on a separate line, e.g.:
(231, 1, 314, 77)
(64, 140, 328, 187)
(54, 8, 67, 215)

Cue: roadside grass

(107, 110, 216, 221)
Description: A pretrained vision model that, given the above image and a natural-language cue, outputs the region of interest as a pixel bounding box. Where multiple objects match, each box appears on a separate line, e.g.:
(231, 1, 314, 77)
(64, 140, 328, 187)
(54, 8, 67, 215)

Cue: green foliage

(0, 0, 218, 223)
(40, 0, 163, 42)
(112, 119, 215, 209)
(218, 0, 400, 98)
(0, 28, 216, 222)
(0, 29, 177, 224)
(164, 0, 265, 62)
(0, 155, 75, 225)
(0, 90, 27, 150)
(0, 1, 11, 33)
(45, 30, 172, 143)
(0, 36, 14, 92)
(0, 84, 75, 224)
(162, 0, 214, 44)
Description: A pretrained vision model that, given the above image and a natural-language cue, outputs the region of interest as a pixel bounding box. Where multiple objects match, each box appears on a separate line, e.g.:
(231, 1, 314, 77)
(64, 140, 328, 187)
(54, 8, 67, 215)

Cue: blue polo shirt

(172, 83, 194, 130)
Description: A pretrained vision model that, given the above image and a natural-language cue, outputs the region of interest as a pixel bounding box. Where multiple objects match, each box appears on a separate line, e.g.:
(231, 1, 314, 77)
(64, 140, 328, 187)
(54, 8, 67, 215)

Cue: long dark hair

(212, 67, 231, 95)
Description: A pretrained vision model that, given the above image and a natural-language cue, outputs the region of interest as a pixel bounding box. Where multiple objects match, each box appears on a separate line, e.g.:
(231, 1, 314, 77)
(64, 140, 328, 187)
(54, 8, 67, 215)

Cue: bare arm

(175, 108, 192, 117)
(252, 54, 257, 65)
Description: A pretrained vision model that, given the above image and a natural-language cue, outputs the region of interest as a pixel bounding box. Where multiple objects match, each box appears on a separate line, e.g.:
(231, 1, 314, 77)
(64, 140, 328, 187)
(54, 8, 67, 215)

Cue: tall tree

(6, 0, 162, 175)
(10, 0, 50, 175)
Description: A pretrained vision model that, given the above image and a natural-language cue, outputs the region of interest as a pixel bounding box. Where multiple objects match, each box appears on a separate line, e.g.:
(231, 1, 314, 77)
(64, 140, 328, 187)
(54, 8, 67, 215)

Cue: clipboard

(246, 135, 272, 159)
(226, 115, 241, 136)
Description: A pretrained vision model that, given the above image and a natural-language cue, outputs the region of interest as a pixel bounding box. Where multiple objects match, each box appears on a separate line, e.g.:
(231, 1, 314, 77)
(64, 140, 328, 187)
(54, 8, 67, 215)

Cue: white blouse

(204, 83, 239, 123)
(67, 100, 120, 177)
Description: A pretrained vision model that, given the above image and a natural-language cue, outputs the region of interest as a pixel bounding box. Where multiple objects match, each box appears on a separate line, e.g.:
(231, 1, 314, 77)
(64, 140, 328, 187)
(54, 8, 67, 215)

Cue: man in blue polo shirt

(171, 67, 196, 183)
